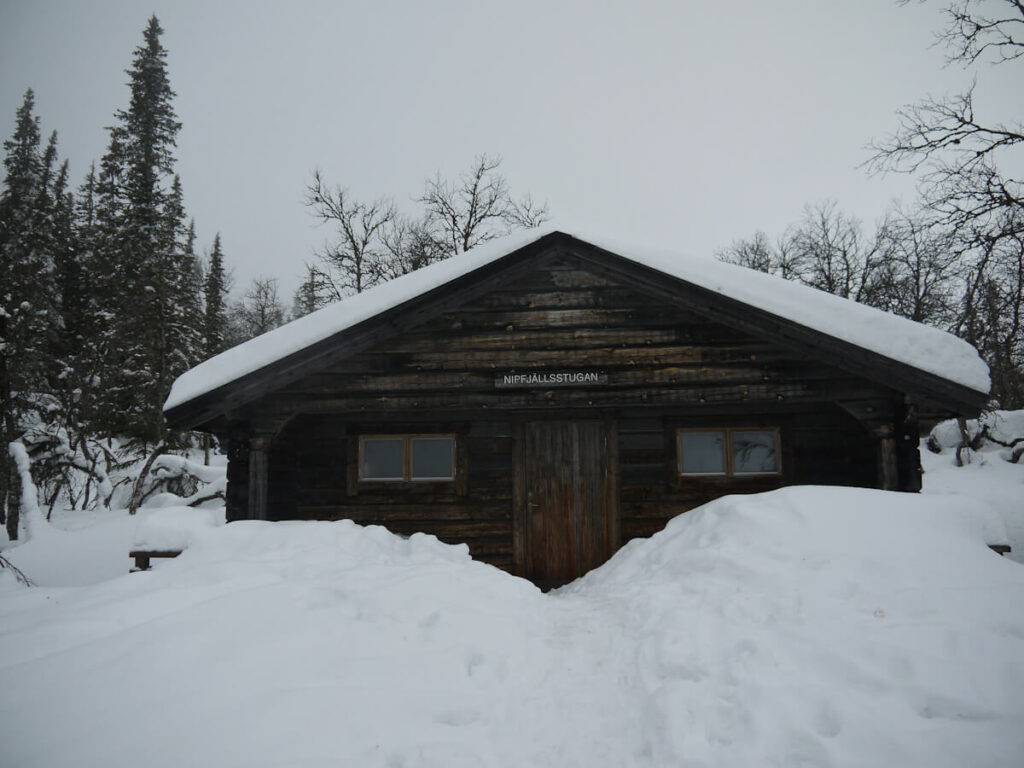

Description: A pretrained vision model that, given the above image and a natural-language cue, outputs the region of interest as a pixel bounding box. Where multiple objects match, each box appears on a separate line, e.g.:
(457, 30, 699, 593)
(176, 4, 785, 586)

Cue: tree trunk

(4, 452, 19, 541)
(128, 442, 167, 515)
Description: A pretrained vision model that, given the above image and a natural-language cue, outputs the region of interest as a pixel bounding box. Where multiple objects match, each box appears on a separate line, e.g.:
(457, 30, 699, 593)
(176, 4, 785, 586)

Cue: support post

(896, 399, 922, 493)
(875, 423, 898, 491)
(221, 434, 249, 523)
(248, 435, 270, 521)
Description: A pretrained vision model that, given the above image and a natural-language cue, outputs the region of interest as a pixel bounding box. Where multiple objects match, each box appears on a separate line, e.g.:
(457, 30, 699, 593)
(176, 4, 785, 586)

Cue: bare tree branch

(305, 170, 397, 295)
(420, 154, 549, 256)
(303, 157, 549, 306)
(937, 0, 1024, 65)
(868, 1, 1024, 404)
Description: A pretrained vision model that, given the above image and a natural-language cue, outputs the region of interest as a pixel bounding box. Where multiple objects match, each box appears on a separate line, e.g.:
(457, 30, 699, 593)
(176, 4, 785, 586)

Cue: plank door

(515, 420, 619, 585)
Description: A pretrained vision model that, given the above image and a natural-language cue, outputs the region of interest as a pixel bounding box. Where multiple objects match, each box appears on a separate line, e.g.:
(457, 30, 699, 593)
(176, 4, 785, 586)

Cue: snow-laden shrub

(10, 418, 226, 525)
(927, 410, 1024, 464)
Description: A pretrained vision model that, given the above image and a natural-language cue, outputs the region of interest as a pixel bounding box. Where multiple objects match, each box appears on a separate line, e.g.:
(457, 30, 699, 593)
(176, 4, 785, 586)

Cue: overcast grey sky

(2, 0, 1021, 301)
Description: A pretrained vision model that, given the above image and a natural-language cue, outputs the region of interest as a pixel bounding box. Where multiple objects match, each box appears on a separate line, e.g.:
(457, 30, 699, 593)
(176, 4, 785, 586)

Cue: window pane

(679, 431, 726, 474)
(411, 437, 454, 479)
(732, 430, 778, 474)
(362, 438, 404, 479)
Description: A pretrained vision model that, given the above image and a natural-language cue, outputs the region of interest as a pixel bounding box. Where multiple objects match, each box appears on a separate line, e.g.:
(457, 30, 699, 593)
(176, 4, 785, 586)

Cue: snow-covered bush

(7, 421, 226, 537)
(927, 410, 1024, 465)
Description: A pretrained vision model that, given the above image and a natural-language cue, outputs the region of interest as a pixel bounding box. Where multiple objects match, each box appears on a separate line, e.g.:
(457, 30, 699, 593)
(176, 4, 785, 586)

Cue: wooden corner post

(248, 435, 271, 521)
(874, 423, 899, 491)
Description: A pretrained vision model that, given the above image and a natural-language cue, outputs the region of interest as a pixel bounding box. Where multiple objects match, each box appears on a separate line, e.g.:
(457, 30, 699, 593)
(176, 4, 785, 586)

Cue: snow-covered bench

(129, 549, 183, 572)
(129, 506, 223, 573)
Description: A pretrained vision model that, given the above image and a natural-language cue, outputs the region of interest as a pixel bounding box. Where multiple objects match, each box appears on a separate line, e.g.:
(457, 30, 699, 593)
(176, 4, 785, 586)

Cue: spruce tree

(70, 164, 107, 438)
(50, 159, 80, 391)
(203, 233, 228, 356)
(0, 89, 61, 538)
(291, 265, 322, 319)
(90, 15, 198, 444)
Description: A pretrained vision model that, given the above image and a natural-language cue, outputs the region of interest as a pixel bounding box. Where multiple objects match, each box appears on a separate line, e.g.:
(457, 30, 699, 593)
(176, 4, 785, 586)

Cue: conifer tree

(69, 164, 107, 438)
(0, 90, 61, 538)
(291, 264, 323, 319)
(49, 159, 80, 393)
(90, 15, 199, 443)
(203, 233, 228, 356)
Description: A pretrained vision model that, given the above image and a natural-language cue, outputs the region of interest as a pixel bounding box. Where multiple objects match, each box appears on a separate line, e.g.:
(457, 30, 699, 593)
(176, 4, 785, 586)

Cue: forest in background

(0, 16, 550, 540)
(719, 0, 1023, 408)
(2, 2, 1022, 541)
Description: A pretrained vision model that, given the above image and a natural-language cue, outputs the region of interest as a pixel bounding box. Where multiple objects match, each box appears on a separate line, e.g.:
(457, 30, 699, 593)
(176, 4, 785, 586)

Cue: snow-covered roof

(164, 227, 989, 414)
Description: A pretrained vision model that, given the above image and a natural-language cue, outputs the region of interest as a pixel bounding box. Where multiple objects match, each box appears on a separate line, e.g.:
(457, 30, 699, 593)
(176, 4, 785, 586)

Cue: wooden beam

(219, 432, 250, 523)
(897, 399, 923, 493)
(875, 424, 899, 491)
(248, 436, 270, 521)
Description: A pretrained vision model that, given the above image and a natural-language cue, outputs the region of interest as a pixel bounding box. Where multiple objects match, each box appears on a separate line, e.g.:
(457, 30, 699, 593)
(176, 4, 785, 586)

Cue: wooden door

(514, 420, 619, 585)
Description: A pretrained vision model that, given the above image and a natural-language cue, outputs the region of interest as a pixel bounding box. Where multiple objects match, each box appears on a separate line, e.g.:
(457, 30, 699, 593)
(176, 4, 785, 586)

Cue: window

(678, 431, 727, 475)
(731, 430, 779, 475)
(359, 435, 455, 481)
(678, 428, 780, 477)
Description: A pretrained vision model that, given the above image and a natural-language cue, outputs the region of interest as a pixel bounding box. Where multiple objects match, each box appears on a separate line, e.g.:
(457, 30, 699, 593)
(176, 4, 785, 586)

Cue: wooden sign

(495, 370, 608, 388)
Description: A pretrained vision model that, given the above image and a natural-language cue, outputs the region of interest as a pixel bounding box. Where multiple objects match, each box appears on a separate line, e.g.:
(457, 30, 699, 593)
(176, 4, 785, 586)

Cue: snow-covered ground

(922, 410, 1024, 564)
(1, 430, 1022, 767)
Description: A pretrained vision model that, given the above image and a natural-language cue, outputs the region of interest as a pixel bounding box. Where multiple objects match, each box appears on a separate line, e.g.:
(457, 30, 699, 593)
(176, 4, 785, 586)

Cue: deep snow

(2, 455, 1022, 767)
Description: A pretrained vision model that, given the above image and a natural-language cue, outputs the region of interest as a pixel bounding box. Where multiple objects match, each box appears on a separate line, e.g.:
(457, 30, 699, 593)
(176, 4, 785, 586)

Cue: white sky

(2, 0, 1021, 301)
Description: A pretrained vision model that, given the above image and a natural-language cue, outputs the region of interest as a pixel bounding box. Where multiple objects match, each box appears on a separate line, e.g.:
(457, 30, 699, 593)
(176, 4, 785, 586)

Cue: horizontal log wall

(258, 253, 888, 572)
(616, 406, 876, 542)
(269, 415, 516, 569)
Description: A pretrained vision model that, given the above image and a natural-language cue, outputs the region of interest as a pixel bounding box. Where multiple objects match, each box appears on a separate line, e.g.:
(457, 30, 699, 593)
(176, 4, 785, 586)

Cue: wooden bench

(989, 545, 1012, 557)
(130, 550, 183, 572)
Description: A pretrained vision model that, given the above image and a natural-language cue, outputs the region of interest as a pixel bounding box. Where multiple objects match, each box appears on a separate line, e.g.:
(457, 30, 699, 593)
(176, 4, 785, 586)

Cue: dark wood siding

(268, 414, 517, 569)
(259, 256, 894, 415)
(616, 405, 875, 542)
(515, 419, 619, 585)
(253, 252, 886, 578)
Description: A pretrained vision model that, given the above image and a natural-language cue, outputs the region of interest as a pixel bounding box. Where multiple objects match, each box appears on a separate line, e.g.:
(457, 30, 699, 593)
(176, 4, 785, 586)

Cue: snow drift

(1, 486, 1022, 767)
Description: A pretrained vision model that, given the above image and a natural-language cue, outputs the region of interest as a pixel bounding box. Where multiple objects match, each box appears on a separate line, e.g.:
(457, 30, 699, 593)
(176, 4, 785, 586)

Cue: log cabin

(163, 229, 990, 586)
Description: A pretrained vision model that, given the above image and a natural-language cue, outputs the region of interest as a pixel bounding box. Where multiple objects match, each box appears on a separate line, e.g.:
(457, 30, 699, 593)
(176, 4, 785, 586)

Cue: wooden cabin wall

(249, 252, 886, 573)
(264, 403, 875, 571)
(268, 414, 516, 569)
(616, 405, 875, 542)
(258, 255, 901, 415)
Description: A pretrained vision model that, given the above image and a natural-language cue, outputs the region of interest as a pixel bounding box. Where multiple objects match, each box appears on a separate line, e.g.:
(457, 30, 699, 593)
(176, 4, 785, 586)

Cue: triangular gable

(164, 230, 989, 428)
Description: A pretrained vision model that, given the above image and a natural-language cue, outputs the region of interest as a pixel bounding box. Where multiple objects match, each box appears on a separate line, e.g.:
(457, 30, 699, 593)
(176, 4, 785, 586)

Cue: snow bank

(1, 503, 226, 587)
(571, 487, 1024, 766)
(165, 226, 988, 412)
(2, 487, 1022, 767)
(0, 509, 136, 587)
(923, 412, 1024, 564)
(131, 505, 224, 551)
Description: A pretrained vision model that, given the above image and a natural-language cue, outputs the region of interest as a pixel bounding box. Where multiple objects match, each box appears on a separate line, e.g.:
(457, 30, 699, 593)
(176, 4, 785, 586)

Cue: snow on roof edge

(585, 231, 989, 396)
(164, 226, 990, 415)
(163, 227, 556, 412)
